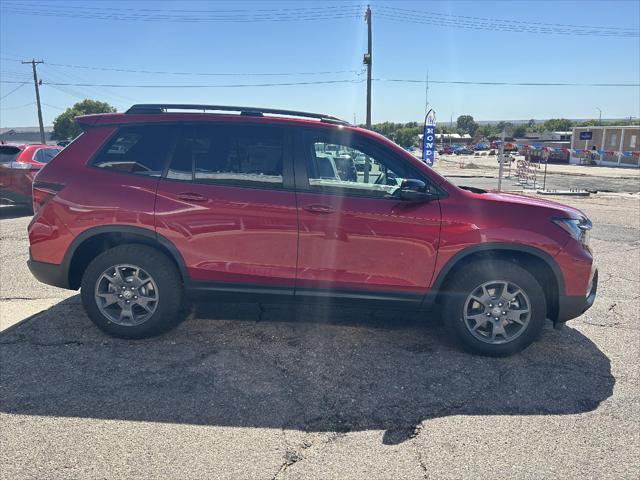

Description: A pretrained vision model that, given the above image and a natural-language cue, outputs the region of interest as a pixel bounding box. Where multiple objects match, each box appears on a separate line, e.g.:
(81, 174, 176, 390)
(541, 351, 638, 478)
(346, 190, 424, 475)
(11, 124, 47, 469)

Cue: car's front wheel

(441, 259, 547, 356)
(80, 244, 185, 339)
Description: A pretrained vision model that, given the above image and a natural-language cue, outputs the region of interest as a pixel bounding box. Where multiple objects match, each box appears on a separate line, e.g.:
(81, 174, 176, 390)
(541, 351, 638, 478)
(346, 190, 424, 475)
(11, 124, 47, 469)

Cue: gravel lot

(1, 191, 639, 479)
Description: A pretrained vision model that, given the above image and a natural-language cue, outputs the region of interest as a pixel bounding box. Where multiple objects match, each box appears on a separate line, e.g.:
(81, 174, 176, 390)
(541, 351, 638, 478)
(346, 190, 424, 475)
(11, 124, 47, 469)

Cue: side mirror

(399, 179, 435, 202)
(0, 162, 32, 170)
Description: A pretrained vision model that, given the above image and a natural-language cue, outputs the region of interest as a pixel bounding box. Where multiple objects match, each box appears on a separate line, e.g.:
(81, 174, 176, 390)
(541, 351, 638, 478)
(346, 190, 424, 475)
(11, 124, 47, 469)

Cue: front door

(155, 122, 298, 292)
(294, 129, 442, 298)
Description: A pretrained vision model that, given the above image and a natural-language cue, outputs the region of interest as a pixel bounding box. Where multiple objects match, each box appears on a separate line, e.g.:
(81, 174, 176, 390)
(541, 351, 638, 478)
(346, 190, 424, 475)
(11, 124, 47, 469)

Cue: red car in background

(0, 144, 62, 207)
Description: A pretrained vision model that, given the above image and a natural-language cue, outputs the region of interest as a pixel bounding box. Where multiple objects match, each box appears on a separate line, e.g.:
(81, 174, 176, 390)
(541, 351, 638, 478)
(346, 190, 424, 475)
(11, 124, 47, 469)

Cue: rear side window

(166, 124, 284, 187)
(34, 148, 61, 164)
(0, 146, 22, 164)
(92, 125, 174, 176)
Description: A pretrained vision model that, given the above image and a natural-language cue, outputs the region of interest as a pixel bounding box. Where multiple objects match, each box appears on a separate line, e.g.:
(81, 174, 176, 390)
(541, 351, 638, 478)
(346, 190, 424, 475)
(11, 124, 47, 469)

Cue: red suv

(27, 104, 597, 355)
(0, 143, 62, 207)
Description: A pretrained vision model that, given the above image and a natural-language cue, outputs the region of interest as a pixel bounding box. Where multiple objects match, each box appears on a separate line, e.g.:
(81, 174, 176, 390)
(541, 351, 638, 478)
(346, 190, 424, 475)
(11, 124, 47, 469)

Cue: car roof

(75, 111, 389, 145)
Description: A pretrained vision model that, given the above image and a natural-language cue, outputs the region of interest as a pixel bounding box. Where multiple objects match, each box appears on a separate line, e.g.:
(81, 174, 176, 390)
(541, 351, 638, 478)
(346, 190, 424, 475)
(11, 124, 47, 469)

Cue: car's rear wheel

(441, 259, 546, 356)
(81, 244, 185, 339)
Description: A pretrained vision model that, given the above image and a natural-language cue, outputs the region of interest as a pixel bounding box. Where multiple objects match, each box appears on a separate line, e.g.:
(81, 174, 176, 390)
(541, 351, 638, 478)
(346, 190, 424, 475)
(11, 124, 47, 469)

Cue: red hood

(476, 190, 587, 219)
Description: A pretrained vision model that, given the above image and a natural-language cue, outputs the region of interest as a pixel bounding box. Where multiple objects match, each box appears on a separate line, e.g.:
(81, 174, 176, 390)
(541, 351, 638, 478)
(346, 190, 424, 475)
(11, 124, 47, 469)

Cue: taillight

(32, 181, 64, 214)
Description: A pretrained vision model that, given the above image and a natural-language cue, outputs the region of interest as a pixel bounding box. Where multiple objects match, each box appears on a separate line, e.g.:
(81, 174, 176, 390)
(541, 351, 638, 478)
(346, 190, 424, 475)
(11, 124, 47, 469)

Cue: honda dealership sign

(423, 109, 436, 167)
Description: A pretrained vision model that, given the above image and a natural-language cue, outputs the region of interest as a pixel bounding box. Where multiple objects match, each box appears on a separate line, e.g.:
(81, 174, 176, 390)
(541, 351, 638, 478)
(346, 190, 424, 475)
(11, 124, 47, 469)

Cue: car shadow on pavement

(0, 295, 614, 445)
(0, 205, 32, 219)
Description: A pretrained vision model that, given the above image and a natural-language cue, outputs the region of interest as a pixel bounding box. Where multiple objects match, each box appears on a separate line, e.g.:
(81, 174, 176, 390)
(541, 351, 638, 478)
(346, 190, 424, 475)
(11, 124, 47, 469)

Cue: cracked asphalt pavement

(1, 193, 639, 479)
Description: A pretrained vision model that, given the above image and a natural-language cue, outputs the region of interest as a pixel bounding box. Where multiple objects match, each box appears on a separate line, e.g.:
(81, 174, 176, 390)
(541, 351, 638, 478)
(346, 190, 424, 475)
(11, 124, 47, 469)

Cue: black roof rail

(125, 104, 350, 125)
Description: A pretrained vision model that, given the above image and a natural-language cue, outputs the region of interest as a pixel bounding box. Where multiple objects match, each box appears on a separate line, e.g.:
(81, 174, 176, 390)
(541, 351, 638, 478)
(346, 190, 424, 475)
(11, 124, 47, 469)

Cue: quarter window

(166, 124, 284, 187)
(34, 148, 61, 163)
(92, 125, 174, 176)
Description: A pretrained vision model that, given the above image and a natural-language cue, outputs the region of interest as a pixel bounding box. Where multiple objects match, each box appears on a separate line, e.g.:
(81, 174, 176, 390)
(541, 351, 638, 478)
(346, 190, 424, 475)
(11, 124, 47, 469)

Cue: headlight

(552, 217, 592, 246)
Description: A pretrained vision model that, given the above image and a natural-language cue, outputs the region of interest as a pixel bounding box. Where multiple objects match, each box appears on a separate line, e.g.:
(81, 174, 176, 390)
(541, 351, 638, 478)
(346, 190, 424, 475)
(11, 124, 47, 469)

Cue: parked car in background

(454, 147, 474, 155)
(354, 153, 368, 171)
(438, 146, 454, 155)
(0, 143, 62, 207)
(27, 104, 597, 356)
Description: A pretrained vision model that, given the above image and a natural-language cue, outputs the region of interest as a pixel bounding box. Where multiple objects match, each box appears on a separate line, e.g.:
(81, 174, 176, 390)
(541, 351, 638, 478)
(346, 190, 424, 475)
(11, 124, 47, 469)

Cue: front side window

(166, 124, 284, 187)
(304, 133, 423, 198)
(92, 125, 174, 176)
(34, 148, 61, 163)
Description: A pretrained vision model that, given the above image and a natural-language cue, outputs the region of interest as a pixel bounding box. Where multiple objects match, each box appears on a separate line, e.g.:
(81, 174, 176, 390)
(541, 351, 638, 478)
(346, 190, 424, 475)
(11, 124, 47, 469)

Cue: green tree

(495, 121, 515, 134)
(394, 126, 421, 146)
(475, 124, 498, 138)
(52, 99, 116, 140)
(456, 115, 478, 136)
(542, 118, 574, 132)
(512, 125, 527, 138)
(527, 119, 536, 128)
(576, 119, 598, 127)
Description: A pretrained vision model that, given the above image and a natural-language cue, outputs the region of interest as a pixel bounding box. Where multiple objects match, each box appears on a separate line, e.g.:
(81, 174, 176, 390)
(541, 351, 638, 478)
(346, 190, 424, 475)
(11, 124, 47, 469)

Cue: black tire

(80, 244, 185, 339)
(441, 259, 546, 356)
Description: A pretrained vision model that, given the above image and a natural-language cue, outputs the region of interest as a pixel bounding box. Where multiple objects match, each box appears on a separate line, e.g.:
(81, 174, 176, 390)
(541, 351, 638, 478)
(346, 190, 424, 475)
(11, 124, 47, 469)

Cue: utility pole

(22, 59, 45, 144)
(363, 5, 372, 182)
(364, 5, 372, 129)
(596, 107, 602, 126)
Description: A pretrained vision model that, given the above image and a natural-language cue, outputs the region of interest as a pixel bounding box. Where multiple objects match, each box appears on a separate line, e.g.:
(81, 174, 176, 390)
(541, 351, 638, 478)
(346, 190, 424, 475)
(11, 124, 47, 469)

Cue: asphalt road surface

(1, 193, 639, 479)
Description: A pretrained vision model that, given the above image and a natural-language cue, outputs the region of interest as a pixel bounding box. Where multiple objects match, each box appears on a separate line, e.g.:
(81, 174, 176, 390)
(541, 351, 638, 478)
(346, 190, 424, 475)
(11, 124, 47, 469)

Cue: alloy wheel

(463, 280, 531, 344)
(94, 264, 159, 326)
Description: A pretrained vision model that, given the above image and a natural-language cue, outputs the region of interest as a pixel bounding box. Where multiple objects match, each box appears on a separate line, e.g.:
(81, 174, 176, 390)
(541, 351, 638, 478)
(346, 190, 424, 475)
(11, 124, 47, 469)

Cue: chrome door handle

(303, 204, 335, 214)
(177, 192, 207, 202)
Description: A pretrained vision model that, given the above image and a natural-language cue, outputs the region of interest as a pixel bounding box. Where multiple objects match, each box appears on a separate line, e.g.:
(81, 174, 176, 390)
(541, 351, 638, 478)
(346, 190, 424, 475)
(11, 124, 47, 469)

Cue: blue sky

(1, 0, 639, 127)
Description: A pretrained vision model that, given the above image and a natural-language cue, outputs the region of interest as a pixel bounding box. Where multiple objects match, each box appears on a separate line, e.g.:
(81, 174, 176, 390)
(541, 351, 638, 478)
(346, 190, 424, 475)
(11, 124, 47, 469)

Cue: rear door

(155, 122, 299, 292)
(294, 128, 442, 298)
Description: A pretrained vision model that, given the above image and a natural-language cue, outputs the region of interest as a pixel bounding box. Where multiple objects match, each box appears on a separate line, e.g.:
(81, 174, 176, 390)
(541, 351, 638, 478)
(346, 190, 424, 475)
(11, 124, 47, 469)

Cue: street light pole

(597, 107, 602, 126)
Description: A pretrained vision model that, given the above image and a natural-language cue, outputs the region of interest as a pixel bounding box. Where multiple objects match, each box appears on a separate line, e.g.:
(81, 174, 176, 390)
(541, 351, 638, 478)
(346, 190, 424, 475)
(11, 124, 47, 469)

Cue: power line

(375, 4, 639, 33)
(1, 56, 364, 78)
(374, 78, 640, 87)
(1, 78, 637, 88)
(0, 79, 366, 88)
(43, 61, 363, 77)
(0, 82, 27, 99)
(376, 12, 638, 37)
(2, 2, 366, 15)
(41, 102, 64, 110)
(41, 64, 136, 103)
(0, 101, 35, 110)
(3, 2, 636, 38)
(0, 4, 364, 23)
